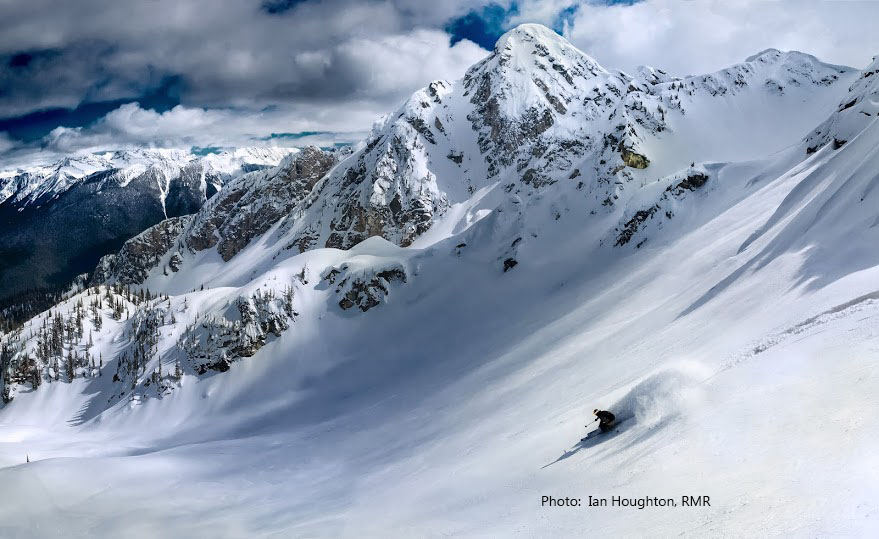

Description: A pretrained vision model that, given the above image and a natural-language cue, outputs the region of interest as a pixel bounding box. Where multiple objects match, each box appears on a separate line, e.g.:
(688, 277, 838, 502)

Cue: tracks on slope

(699, 289, 879, 387)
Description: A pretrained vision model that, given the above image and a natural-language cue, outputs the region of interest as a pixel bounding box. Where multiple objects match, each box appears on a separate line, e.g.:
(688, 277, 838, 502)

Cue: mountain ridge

(87, 26, 859, 292)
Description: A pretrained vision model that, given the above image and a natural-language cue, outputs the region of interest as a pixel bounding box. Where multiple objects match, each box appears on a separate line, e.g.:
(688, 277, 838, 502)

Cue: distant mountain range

(0, 147, 296, 305)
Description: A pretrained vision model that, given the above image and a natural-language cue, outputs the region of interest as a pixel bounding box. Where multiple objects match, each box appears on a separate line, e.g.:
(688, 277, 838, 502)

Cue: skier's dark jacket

(596, 410, 615, 424)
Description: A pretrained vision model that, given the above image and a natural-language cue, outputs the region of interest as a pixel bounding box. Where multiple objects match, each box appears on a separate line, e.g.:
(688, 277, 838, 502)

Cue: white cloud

(333, 30, 486, 98)
(41, 103, 371, 155)
(0, 0, 491, 117)
(563, 0, 879, 76)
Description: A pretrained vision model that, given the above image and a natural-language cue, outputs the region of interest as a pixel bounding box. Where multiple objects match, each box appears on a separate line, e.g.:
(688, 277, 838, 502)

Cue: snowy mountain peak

(494, 23, 557, 47)
(745, 48, 851, 76)
(470, 23, 607, 103)
(107, 27, 861, 283)
(744, 47, 784, 63)
(494, 23, 597, 64)
(106, 147, 193, 163)
(633, 65, 678, 85)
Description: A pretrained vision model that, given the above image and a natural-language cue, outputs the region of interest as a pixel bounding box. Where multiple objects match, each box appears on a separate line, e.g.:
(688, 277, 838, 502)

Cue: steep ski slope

(1, 25, 878, 537)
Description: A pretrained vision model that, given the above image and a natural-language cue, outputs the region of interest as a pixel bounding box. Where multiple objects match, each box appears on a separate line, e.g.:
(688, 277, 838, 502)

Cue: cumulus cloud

(41, 103, 369, 155)
(562, 0, 879, 76)
(0, 103, 372, 170)
(0, 0, 491, 118)
(27, 26, 485, 157)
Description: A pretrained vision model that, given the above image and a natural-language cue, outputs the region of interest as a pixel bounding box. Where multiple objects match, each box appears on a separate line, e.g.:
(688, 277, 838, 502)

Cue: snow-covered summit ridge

(467, 23, 608, 120)
(492, 23, 605, 78)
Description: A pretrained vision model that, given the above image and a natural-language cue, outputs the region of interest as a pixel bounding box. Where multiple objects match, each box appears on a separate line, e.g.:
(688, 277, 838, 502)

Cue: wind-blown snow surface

(2, 26, 879, 537)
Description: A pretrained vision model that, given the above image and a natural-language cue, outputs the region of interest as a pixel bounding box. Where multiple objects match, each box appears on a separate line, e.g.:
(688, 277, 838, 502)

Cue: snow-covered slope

(1, 25, 878, 537)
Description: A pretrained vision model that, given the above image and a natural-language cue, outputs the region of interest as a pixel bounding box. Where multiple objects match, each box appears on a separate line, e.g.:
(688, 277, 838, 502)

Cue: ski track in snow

(720, 289, 879, 374)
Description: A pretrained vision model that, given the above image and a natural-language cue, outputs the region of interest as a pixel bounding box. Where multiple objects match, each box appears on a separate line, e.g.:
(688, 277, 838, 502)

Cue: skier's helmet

(593, 409, 599, 415)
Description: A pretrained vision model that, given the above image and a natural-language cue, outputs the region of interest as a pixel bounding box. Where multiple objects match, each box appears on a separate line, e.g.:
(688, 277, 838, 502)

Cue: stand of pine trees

(2, 280, 298, 406)
(0, 284, 182, 404)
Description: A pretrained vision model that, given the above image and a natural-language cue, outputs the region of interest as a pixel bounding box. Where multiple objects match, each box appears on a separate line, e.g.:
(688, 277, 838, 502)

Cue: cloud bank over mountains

(2, 0, 879, 166)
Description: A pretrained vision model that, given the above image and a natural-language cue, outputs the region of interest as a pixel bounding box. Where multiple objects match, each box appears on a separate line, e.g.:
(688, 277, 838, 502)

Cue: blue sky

(0, 76, 183, 143)
(446, 3, 520, 50)
(445, 1, 635, 50)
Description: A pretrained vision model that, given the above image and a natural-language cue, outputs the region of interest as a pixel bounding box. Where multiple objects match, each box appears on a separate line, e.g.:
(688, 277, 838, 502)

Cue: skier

(590, 409, 616, 432)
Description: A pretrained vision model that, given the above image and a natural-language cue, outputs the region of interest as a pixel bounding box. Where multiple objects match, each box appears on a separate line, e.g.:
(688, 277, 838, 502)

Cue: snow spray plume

(609, 363, 708, 429)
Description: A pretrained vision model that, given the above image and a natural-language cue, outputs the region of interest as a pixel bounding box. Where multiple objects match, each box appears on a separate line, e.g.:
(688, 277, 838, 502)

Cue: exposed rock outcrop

(322, 262, 408, 312)
(93, 147, 339, 284)
(615, 170, 712, 247)
(179, 286, 297, 374)
(91, 216, 192, 285)
(188, 146, 338, 261)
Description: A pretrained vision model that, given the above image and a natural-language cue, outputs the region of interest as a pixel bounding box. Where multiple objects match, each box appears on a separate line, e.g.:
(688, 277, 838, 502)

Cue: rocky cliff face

(187, 146, 338, 261)
(178, 286, 297, 374)
(92, 146, 340, 284)
(276, 25, 666, 258)
(322, 260, 408, 312)
(91, 216, 192, 285)
(805, 55, 879, 154)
